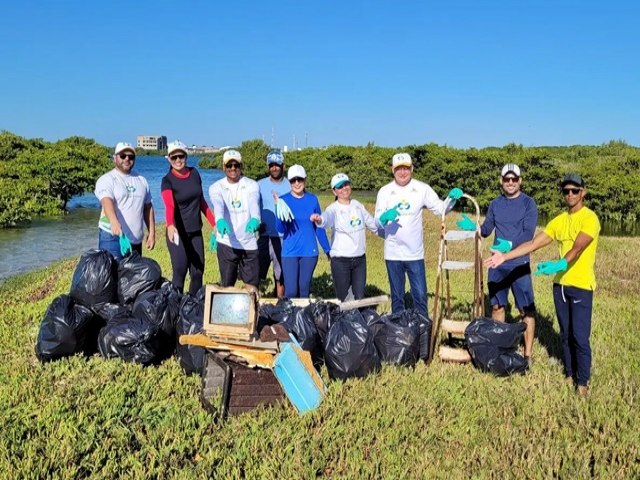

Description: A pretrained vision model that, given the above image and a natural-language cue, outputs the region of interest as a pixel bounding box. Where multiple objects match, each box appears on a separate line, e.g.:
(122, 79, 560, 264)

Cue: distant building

(137, 135, 167, 150)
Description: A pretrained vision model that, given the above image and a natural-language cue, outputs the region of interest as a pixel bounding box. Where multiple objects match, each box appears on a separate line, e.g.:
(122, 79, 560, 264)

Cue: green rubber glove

(491, 237, 513, 253)
(216, 219, 231, 237)
(245, 217, 260, 234)
(447, 187, 463, 200)
(456, 213, 476, 231)
(209, 233, 217, 253)
(534, 258, 568, 276)
(118, 234, 132, 257)
(379, 207, 400, 226)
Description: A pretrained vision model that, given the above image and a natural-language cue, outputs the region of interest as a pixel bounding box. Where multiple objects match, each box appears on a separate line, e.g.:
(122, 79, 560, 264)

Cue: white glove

(275, 198, 294, 222)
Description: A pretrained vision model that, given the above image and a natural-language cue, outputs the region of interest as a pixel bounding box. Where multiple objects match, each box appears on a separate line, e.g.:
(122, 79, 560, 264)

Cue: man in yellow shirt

(485, 173, 600, 397)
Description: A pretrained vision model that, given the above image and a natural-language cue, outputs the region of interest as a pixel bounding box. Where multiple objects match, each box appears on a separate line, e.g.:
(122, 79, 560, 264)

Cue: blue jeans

(330, 255, 366, 301)
(385, 259, 428, 317)
(98, 229, 141, 262)
(553, 284, 593, 386)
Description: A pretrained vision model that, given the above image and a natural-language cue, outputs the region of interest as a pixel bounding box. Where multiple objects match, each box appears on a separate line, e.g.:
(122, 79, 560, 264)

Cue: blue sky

(1, 0, 638, 149)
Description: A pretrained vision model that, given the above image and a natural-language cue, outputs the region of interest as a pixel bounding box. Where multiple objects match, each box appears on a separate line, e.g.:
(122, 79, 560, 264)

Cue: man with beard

(257, 150, 291, 297)
(94, 142, 155, 261)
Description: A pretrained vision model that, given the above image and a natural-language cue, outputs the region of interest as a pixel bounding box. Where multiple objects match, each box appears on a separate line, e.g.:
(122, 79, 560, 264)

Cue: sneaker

(577, 385, 589, 398)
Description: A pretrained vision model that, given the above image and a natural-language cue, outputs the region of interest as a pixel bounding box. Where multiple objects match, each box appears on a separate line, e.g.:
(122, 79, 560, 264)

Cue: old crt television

(202, 284, 259, 340)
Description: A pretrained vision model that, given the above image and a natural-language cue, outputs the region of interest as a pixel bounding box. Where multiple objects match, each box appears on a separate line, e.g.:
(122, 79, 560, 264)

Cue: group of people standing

(95, 141, 600, 396)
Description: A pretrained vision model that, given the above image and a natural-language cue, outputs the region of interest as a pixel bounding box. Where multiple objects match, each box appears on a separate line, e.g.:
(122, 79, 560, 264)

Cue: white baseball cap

(222, 149, 242, 166)
(114, 142, 135, 155)
(287, 164, 307, 180)
(392, 153, 412, 169)
(331, 173, 350, 189)
(167, 140, 188, 156)
(501, 163, 521, 177)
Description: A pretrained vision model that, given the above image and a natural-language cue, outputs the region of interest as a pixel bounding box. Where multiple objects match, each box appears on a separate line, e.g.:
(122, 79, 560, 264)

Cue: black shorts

(216, 242, 260, 288)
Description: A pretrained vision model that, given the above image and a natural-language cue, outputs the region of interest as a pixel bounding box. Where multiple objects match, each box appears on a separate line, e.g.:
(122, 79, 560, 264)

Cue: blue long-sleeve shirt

(275, 192, 331, 257)
(480, 193, 538, 266)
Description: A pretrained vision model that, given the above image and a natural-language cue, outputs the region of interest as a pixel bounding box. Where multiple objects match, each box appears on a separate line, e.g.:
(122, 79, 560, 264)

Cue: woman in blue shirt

(275, 164, 330, 298)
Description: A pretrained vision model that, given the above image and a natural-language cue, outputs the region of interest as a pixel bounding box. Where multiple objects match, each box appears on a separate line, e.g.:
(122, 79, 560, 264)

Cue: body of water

(0, 156, 223, 281)
(0, 157, 637, 281)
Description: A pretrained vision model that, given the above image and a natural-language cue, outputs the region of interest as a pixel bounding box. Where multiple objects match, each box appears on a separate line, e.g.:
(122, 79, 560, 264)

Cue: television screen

(209, 292, 251, 326)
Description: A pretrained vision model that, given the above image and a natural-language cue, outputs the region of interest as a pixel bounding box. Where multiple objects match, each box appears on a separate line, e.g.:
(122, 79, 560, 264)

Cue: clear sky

(1, 0, 638, 149)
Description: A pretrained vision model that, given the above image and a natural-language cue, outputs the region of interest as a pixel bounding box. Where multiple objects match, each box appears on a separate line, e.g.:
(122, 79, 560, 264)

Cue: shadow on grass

(311, 272, 388, 300)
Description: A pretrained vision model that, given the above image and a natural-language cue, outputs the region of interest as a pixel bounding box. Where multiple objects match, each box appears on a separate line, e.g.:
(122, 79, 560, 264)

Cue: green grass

(1, 196, 639, 479)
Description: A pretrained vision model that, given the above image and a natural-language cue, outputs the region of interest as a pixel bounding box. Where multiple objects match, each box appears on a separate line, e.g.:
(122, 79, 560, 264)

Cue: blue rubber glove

(209, 233, 217, 253)
(534, 258, 568, 276)
(245, 217, 260, 234)
(119, 234, 132, 257)
(216, 219, 231, 237)
(379, 207, 399, 226)
(456, 213, 476, 231)
(447, 187, 463, 200)
(491, 237, 513, 253)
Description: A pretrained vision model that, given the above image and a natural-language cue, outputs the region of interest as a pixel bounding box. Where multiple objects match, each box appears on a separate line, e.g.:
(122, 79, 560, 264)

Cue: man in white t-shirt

(209, 150, 261, 288)
(375, 153, 462, 317)
(94, 142, 155, 261)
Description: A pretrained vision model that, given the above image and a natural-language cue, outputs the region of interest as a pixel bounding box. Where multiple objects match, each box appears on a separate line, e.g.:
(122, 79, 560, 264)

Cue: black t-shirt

(161, 167, 205, 233)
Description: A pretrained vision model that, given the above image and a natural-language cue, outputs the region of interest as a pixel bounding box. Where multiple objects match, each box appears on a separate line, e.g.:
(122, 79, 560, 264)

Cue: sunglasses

(562, 187, 582, 195)
(118, 153, 135, 160)
(170, 154, 186, 161)
(290, 177, 305, 184)
(502, 176, 519, 183)
(225, 162, 241, 169)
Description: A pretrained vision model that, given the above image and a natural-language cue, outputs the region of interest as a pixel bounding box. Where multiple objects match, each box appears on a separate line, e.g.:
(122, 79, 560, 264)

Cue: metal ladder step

(438, 345, 472, 363)
(441, 319, 471, 335)
(441, 260, 474, 270)
(444, 230, 476, 241)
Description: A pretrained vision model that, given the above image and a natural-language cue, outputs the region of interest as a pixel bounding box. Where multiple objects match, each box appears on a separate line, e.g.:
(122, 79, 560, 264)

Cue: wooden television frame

(202, 284, 259, 340)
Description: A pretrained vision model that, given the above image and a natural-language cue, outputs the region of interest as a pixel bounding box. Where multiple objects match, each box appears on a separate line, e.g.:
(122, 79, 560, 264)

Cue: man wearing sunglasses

(257, 150, 290, 297)
(94, 142, 155, 261)
(208, 149, 261, 288)
(485, 173, 600, 397)
(479, 163, 538, 366)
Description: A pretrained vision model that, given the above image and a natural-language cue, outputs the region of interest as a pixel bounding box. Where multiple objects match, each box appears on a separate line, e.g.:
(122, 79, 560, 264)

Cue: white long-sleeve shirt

(318, 200, 380, 258)
(209, 176, 261, 250)
(375, 179, 452, 261)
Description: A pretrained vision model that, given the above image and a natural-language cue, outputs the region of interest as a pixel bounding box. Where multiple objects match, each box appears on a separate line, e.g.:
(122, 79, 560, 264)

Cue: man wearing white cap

(94, 142, 155, 261)
(257, 149, 290, 297)
(208, 149, 261, 288)
(375, 152, 462, 317)
(476, 163, 538, 365)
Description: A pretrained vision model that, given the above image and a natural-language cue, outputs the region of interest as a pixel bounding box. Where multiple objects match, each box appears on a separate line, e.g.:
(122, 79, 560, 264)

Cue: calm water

(0, 157, 637, 281)
(0, 156, 223, 282)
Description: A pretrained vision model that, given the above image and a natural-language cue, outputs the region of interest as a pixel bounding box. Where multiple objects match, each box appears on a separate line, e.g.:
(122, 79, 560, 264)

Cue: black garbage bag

(416, 313, 433, 361)
(94, 302, 131, 323)
(465, 317, 528, 376)
(97, 313, 161, 365)
(280, 307, 320, 356)
(175, 286, 206, 375)
(159, 280, 182, 328)
(70, 249, 117, 309)
(304, 301, 340, 345)
(36, 294, 98, 362)
(324, 309, 381, 380)
(132, 290, 177, 359)
(117, 253, 162, 305)
(375, 310, 421, 367)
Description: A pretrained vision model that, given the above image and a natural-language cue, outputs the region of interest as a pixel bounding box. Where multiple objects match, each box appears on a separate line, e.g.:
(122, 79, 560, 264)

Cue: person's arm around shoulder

(485, 230, 553, 269)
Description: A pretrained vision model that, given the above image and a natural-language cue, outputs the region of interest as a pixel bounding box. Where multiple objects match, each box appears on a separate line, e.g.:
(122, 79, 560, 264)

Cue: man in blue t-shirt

(257, 150, 291, 297)
(480, 163, 538, 365)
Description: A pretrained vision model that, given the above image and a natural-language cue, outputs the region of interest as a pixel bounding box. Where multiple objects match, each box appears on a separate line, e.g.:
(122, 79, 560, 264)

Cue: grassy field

(1, 195, 639, 479)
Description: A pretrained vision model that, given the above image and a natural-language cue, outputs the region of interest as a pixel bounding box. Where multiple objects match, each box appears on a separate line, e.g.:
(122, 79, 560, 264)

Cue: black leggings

(167, 230, 205, 295)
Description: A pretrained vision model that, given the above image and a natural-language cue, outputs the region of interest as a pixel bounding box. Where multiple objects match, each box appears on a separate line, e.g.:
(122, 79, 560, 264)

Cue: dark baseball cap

(560, 173, 585, 188)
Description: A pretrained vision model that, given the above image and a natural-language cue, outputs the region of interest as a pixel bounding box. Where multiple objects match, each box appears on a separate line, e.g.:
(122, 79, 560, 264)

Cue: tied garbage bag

(303, 300, 340, 345)
(36, 294, 97, 362)
(70, 249, 117, 309)
(324, 309, 381, 380)
(175, 286, 206, 375)
(132, 289, 179, 360)
(464, 317, 528, 376)
(117, 253, 162, 305)
(97, 313, 161, 365)
(94, 302, 131, 323)
(375, 310, 421, 367)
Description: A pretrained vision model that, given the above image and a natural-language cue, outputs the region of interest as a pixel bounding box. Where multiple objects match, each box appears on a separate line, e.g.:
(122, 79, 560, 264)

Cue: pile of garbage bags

(258, 299, 432, 381)
(36, 249, 204, 372)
